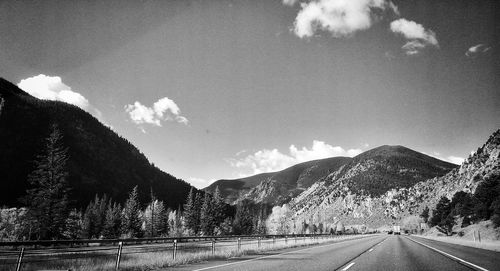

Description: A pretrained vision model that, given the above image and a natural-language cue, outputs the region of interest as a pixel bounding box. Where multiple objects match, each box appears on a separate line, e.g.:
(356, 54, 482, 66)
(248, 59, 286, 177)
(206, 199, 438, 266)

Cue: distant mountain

(0, 77, 196, 209)
(289, 129, 499, 228)
(206, 145, 456, 206)
(205, 157, 351, 205)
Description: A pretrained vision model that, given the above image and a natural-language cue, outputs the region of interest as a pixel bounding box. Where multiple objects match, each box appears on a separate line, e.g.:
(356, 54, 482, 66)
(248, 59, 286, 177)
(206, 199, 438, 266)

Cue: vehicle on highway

(393, 225, 401, 235)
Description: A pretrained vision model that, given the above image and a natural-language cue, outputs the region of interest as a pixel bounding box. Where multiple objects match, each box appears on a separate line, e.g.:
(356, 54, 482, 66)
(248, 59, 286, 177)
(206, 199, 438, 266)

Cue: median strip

(405, 237, 489, 271)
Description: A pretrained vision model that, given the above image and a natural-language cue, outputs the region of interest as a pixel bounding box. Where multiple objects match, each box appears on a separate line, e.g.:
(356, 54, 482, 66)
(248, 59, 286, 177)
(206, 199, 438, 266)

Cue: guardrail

(0, 233, 359, 271)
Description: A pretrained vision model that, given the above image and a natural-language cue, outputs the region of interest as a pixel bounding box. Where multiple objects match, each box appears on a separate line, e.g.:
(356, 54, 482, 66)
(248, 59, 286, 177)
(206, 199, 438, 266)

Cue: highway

(172, 235, 500, 271)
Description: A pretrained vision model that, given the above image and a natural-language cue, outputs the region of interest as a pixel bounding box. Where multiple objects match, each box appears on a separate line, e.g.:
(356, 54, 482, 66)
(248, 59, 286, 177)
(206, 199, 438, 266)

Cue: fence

(0, 233, 357, 271)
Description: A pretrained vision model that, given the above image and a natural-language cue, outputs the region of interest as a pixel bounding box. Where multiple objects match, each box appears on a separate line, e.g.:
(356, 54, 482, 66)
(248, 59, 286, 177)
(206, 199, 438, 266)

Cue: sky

(1, 0, 498, 188)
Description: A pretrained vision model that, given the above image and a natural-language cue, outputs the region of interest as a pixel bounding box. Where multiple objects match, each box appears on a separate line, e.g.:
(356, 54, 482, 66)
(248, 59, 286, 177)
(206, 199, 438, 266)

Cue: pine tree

(63, 209, 82, 240)
(102, 202, 122, 239)
(193, 192, 203, 234)
(144, 199, 168, 237)
(81, 195, 108, 239)
(212, 186, 225, 228)
(183, 188, 198, 235)
(200, 193, 214, 235)
(23, 125, 70, 240)
(420, 206, 430, 223)
(233, 201, 253, 235)
(122, 186, 142, 238)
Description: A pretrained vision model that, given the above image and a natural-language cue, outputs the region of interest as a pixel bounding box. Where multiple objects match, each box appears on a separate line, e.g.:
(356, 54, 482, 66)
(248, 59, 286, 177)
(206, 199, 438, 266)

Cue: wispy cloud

(465, 44, 491, 58)
(125, 97, 188, 129)
(228, 140, 363, 176)
(17, 74, 102, 118)
(426, 151, 464, 165)
(390, 18, 438, 55)
(292, 0, 399, 38)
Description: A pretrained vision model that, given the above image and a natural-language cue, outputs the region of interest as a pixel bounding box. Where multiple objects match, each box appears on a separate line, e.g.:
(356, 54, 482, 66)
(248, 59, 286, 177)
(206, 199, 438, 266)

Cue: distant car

(388, 231, 393, 234)
(393, 225, 401, 235)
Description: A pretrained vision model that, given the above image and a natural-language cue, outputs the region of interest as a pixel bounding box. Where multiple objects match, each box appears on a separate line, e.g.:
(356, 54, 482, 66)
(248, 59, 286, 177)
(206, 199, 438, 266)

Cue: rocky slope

(287, 129, 500, 229)
(205, 157, 351, 205)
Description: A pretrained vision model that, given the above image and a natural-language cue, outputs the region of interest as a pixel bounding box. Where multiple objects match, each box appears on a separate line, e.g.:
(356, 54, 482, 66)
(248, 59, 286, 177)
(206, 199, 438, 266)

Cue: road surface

(172, 235, 500, 271)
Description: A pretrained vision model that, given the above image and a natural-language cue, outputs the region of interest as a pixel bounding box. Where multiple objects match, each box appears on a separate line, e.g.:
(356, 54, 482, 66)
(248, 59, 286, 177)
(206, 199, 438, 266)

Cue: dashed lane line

(341, 262, 355, 271)
(405, 236, 489, 271)
(191, 235, 382, 271)
(334, 237, 386, 271)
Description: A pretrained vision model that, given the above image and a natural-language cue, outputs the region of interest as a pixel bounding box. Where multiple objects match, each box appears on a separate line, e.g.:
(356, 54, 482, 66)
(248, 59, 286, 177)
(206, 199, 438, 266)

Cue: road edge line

(405, 236, 489, 271)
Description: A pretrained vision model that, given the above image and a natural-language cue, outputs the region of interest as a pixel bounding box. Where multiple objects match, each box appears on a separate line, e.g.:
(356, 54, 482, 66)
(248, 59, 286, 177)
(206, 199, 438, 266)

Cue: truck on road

(393, 225, 401, 235)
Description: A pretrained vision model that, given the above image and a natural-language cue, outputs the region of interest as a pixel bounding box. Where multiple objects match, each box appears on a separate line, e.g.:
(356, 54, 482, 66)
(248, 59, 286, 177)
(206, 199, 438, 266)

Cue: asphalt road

(172, 235, 500, 271)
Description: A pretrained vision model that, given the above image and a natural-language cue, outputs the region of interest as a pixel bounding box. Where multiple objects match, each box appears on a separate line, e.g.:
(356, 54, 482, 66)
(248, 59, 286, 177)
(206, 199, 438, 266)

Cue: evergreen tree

(200, 192, 215, 235)
(430, 196, 453, 234)
(122, 186, 142, 238)
(420, 206, 430, 223)
(81, 195, 108, 239)
(233, 201, 253, 235)
(102, 202, 122, 238)
(23, 125, 70, 240)
(63, 209, 82, 239)
(183, 188, 198, 235)
(144, 199, 168, 237)
(212, 186, 226, 228)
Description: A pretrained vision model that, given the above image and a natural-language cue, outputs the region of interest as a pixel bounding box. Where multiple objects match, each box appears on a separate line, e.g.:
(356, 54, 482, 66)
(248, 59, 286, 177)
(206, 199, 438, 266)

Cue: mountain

(0, 77, 196, 209)
(206, 145, 457, 207)
(205, 157, 351, 205)
(287, 129, 499, 229)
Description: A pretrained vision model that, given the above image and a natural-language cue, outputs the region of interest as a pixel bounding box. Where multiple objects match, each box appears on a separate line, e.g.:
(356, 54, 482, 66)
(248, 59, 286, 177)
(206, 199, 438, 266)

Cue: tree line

(422, 172, 500, 235)
(0, 125, 272, 240)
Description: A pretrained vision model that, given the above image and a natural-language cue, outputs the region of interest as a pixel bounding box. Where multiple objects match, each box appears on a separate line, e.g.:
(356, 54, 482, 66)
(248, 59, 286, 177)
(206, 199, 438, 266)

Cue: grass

(414, 235, 500, 252)
(0, 235, 373, 271)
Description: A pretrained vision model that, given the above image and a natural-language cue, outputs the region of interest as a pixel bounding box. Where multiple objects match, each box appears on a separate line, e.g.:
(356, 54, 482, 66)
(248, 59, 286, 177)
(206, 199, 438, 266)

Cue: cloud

(390, 18, 438, 55)
(228, 140, 362, 176)
(125, 97, 188, 127)
(465, 44, 491, 58)
(283, 0, 299, 6)
(188, 177, 216, 189)
(292, 0, 399, 38)
(425, 151, 464, 165)
(17, 74, 102, 118)
(446, 155, 465, 165)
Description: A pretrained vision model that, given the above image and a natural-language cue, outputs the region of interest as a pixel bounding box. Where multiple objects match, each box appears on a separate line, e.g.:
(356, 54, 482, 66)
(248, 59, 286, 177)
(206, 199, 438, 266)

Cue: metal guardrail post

(173, 240, 178, 260)
(115, 242, 123, 271)
(237, 238, 241, 251)
(258, 237, 261, 248)
(285, 236, 287, 244)
(273, 237, 276, 245)
(211, 240, 215, 255)
(478, 230, 481, 242)
(15, 247, 24, 271)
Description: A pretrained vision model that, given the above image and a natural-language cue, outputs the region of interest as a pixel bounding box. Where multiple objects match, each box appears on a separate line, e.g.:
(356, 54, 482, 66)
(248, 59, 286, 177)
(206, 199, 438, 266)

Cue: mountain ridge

(0, 77, 197, 209)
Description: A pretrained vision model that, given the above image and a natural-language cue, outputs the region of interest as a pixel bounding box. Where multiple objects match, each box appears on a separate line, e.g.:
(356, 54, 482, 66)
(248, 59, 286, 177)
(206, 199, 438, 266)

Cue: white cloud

(125, 97, 188, 128)
(390, 18, 438, 55)
(293, 0, 398, 38)
(465, 44, 491, 58)
(17, 74, 102, 118)
(188, 177, 216, 189)
(425, 151, 464, 165)
(18, 74, 89, 109)
(446, 155, 465, 165)
(228, 140, 362, 175)
(283, 0, 299, 6)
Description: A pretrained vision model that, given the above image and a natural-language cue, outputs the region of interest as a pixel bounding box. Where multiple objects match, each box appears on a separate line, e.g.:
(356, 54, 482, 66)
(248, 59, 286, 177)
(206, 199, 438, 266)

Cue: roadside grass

(414, 235, 500, 252)
(3, 235, 374, 271)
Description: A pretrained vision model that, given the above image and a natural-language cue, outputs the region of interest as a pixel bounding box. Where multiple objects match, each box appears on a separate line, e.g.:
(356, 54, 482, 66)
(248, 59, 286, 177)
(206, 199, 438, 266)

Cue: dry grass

(0, 235, 373, 271)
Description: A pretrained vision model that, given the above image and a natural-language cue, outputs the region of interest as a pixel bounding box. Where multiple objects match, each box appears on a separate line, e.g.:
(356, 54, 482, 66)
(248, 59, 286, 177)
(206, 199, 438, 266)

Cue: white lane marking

(342, 262, 355, 270)
(368, 248, 373, 252)
(407, 237, 489, 271)
(191, 236, 382, 271)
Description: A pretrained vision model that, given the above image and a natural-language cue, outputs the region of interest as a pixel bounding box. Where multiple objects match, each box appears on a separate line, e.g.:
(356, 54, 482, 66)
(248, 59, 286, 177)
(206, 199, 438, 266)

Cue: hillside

(205, 157, 351, 205)
(0, 77, 196, 209)
(287, 129, 499, 229)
